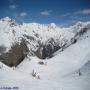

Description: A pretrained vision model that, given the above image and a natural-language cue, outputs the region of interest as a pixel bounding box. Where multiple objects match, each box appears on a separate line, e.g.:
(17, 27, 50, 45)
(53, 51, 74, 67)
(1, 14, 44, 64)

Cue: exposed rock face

(0, 39, 29, 67)
(35, 38, 61, 59)
(0, 46, 6, 53)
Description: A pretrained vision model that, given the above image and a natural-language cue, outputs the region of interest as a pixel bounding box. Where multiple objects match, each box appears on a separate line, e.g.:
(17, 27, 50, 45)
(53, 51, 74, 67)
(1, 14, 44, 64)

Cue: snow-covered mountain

(0, 17, 90, 66)
(0, 17, 90, 90)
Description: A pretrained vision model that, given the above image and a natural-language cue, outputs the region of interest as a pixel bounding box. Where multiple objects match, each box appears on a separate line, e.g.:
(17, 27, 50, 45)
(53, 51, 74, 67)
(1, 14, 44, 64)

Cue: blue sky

(0, 0, 90, 26)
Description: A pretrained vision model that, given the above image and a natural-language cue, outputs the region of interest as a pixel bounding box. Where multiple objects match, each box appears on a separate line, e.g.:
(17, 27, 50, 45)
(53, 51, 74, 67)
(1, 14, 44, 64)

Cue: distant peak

(2, 17, 11, 21)
(49, 23, 56, 28)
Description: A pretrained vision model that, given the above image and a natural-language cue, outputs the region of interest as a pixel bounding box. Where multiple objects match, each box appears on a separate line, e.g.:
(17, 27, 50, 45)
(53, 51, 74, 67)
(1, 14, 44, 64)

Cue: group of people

(31, 69, 40, 79)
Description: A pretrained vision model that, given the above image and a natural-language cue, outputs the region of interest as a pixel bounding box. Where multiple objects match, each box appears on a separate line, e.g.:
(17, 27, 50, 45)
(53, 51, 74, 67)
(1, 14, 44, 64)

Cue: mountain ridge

(0, 17, 90, 66)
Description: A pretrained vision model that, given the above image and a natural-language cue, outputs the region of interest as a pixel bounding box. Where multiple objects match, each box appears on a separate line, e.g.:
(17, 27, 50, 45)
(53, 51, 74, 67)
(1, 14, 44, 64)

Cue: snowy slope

(0, 62, 26, 80)
(0, 60, 90, 90)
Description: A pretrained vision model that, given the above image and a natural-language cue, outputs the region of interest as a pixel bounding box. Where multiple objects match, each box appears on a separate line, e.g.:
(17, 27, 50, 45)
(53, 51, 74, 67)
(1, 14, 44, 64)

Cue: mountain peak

(1, 17, 12, 21)
(49, 23, 56, 28)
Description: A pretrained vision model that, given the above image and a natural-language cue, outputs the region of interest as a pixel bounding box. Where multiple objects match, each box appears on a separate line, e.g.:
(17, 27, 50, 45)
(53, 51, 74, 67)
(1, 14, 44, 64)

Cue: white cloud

(20, 12, 27, 17)
(77, 9, 90, 15)
(81, 9, 90, 14)
(9, 5, 16, 9)
(40, 10, 52, 16)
